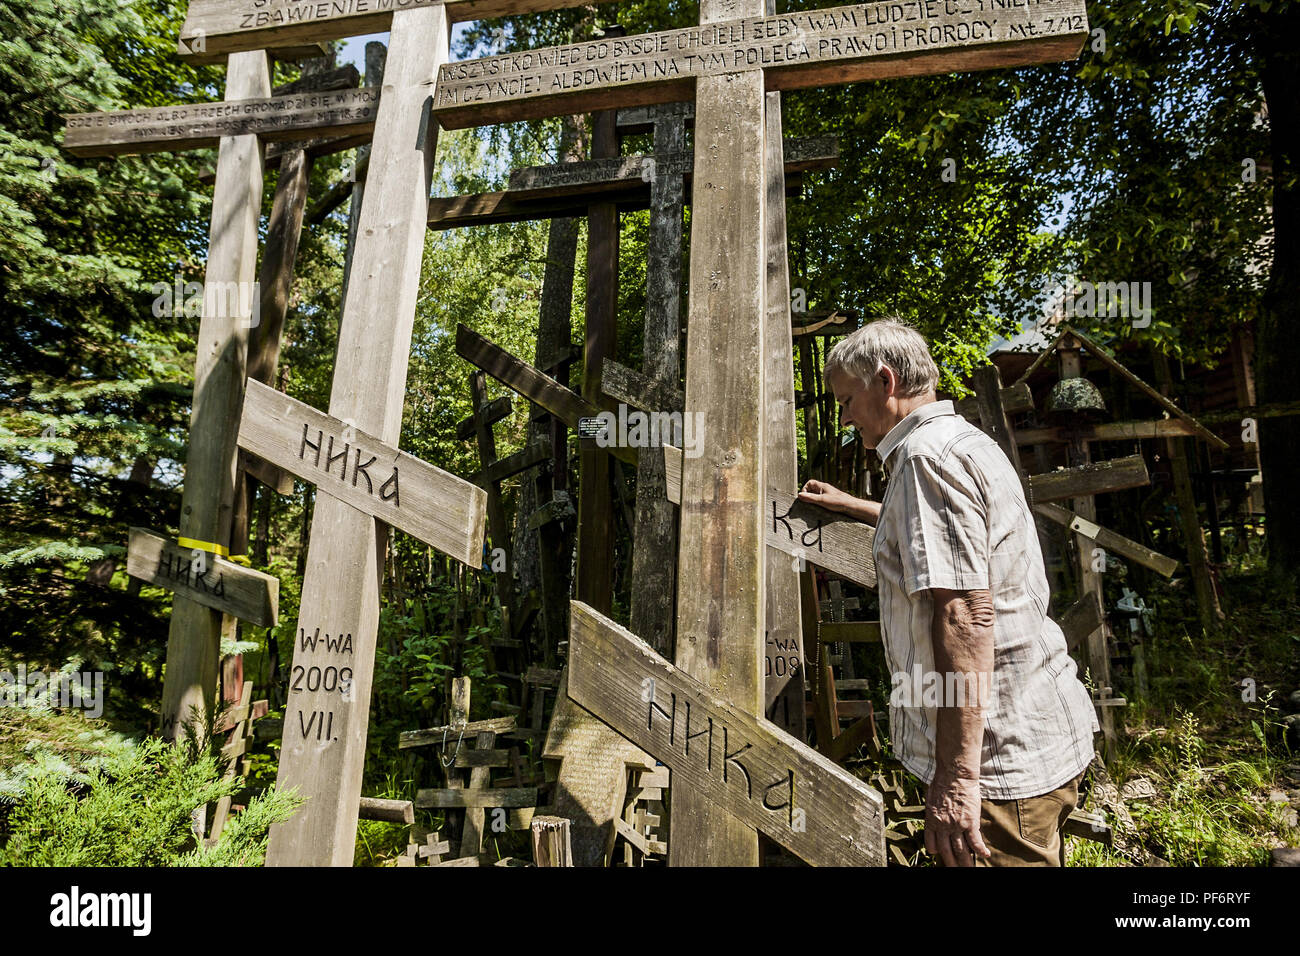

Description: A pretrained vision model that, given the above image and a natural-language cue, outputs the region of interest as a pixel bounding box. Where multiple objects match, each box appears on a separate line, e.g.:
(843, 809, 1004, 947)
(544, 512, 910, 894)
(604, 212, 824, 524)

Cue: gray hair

(824, 318, 939, 398)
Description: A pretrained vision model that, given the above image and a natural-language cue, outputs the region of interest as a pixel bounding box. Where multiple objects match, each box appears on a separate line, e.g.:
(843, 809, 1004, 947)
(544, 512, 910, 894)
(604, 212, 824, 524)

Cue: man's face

(828, 366, 891, 449)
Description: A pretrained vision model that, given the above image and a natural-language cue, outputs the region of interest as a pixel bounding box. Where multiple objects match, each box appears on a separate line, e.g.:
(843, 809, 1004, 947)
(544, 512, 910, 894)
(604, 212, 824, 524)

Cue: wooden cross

(457, 327, 880, 589)
(63, 57, 389, 739)
(171, 0, 1087, 865)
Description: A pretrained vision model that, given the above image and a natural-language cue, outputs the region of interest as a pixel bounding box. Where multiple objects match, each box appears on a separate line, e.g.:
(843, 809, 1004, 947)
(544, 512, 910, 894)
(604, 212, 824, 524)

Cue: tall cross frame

(161, 0, 1090, 865)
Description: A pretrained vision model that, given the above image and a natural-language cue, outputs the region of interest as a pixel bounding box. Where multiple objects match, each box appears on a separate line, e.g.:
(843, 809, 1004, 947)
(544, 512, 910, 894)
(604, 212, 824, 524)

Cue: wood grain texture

(1034, 502, 1178, 578)
(238, 379, 486, 564)
(568, 602, 886, 866)
(414, 787, 538, 809)
(1014, 418, 1200, 446)
(664, 447, 877, 588)
(178, 0, 612, 61)
(1026, 454, 1150, 504)
(432, 0, 1088, 128)
(629, 104, 687, 659)
(128, 527, 279, 627)
(763, 88, 806, 741)
(669, 0, 768, 868)
(426, 138, 834, 229)
(357, 796, 414, 824)
(1056, 591, 1104, 653)
(64, 88, 379, 158)
(265, 7, 448, 868)
(160, 51, 270, 742)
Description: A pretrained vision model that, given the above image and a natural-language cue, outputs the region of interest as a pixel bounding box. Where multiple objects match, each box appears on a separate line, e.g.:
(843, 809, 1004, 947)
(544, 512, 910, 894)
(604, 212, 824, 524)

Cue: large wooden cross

(427, 0, 1087, 865)
(164, 0, 1088, 865)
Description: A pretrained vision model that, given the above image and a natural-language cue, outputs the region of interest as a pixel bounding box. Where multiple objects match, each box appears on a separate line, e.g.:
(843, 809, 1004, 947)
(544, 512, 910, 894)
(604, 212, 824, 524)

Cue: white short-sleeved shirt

(873, 400, 1098, 800)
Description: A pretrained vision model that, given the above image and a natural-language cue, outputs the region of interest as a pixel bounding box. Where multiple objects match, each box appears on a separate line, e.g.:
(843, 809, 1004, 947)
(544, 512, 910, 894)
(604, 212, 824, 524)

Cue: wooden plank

(64, 87, 379, 158)
(413, 788, 538, 809)
(238, 379, 486, 565)
(575, 101, 619, 616)
(763, 87, 807, 742)
(456, 395, 511, 440)
(601, 358, 685, 420)
(1057, 592, 1104, 653)
(506, 136, 838, 196)
(1034, 502, 1179, 578)
(818, 621, 880, 643)
(665, 450, 877, 589)
(239, 442, 295, 496)
(474, 439, 551, 487)
(569, 602, 886, 866)
(1025, 454, 1150, 504)
(357, 796, 414, 824)
(453, 749, 511, 768)
(128, 528, 279, 627)
(1015, 418, 1200, 446)
(160, 51, 270, 742)
(629, 103, 688, 659)
(432, 1, 1089, 128)
(455, 325, 610, 450)
(398, 716, 516, 748)
(178, 0, 614, 61)
(972, 365, 1023, 474)
(265, 6, 450, 868)
(669, 0, 768, 866)
(426, 151, 822, 229)
(541, 668, 655, 867)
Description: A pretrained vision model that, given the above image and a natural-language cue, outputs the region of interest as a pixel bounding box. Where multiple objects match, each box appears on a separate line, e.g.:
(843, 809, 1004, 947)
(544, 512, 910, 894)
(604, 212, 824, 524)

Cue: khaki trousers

(927, 772, 1083, 867)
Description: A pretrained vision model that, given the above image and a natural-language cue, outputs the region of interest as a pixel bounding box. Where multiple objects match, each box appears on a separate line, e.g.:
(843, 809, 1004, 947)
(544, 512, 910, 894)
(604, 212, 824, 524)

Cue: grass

(1064, 564, 1300, 866)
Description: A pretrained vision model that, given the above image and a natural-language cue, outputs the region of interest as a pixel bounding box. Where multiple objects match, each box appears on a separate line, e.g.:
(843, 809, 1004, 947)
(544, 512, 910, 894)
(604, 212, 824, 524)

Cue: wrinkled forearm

(930, 589, 994, 782)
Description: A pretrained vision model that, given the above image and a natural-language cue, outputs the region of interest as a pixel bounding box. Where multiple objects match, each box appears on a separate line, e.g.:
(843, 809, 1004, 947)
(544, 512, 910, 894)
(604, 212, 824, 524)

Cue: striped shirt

(873, 400, 1098, 800)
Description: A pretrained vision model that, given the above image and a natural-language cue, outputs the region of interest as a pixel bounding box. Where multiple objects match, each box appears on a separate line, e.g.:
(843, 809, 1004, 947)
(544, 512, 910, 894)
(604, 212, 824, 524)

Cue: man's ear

(878, 363, 898, 398)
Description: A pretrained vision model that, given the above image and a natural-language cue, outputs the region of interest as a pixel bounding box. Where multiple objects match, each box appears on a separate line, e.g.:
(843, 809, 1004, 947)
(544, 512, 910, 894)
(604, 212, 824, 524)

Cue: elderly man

(799, 319, 1097, 867)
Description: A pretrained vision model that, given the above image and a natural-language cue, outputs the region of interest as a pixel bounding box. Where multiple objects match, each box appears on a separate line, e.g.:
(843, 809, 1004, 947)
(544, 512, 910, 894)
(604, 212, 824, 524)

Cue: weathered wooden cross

(158, 0, 1089, 865)
(426, 0, 1088, 865)
(66, 57, 382, 739)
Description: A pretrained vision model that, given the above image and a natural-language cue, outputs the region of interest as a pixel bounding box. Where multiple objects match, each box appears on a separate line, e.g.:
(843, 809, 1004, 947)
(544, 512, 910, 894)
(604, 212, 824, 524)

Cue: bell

(1045, 377, 1108, 425)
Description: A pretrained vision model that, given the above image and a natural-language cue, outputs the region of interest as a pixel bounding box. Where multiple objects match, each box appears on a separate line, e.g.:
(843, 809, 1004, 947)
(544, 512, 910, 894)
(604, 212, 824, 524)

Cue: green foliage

(1, 732, 301, 866)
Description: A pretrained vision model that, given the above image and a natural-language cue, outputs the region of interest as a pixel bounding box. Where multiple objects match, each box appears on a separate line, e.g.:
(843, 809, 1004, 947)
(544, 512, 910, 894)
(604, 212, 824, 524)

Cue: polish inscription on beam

(126, 527, 279, 627)
(238, 379, 487, 565)
(432, 0, 1089, 128)
(178, 0, 632, 61)
(568, 602, 886, 866)
(64, 88, 380, 159)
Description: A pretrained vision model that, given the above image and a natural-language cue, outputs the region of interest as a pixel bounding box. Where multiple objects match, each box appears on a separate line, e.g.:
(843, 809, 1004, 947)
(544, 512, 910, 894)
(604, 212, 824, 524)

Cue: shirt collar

(875, 400, 956, 470)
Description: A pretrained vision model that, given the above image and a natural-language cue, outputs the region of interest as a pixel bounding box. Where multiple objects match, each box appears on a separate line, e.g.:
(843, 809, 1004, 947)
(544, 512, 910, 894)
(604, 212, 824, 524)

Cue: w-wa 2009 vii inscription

(432, 0, 1088, 126)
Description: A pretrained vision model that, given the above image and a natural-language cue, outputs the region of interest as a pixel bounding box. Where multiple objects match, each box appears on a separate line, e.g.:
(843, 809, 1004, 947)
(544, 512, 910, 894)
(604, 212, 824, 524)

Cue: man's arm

(797, 479, 881, 525)
(924, 587, 995, 867)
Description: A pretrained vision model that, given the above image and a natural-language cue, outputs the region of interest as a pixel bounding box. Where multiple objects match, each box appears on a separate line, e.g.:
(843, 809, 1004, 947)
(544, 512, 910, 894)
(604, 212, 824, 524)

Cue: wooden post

(160, 51, 270, 742)
(265, 6, 450, 866)
(531, 816, 574, 866)
(629, 103, 688, 658)
(1056, 334, 1116, 748)
(1153, 353, 1224, 631)
(669, 0, 768, 868)
(341, 41, 387, 308)
(763, 86, 807, 741)
(575, 92, 620, 615)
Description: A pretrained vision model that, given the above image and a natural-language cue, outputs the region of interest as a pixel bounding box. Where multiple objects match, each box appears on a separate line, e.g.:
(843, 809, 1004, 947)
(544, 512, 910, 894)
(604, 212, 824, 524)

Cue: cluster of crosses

(69, 0, 1092, 866)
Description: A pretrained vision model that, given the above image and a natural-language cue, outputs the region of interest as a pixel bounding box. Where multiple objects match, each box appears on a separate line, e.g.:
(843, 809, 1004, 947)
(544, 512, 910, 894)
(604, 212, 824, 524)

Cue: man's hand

(925, 776, 991, 867)
(797, 479, 881, 525)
